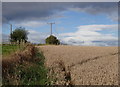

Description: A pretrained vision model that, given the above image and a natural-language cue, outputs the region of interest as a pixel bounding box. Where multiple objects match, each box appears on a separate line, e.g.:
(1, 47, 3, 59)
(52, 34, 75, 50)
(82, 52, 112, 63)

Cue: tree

(45, 35, 60, 45)
(10, 27, 29, 43)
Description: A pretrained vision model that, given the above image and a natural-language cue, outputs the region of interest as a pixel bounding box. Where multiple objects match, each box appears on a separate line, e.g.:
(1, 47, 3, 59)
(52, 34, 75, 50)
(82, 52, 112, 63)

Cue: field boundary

(2, 44, 48, 85)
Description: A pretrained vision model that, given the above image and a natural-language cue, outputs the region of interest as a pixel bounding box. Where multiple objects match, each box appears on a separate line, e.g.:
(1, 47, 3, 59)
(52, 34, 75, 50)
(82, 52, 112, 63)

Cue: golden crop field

(38, 45, 118, 85)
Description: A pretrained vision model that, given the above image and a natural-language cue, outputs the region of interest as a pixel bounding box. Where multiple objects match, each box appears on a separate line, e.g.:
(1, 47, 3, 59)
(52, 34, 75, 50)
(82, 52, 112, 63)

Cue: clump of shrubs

(45, 35, 60, 45)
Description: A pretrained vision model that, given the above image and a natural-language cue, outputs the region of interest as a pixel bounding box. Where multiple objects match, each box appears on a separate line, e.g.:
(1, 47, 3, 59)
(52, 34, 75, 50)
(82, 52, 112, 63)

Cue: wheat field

(38, 45, 118, 85)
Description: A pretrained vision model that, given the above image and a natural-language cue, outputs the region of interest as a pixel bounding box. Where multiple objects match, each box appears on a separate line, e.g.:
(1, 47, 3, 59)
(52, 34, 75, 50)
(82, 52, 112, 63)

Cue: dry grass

(2, 44, 35, 76)
(38, 45, 118, 85)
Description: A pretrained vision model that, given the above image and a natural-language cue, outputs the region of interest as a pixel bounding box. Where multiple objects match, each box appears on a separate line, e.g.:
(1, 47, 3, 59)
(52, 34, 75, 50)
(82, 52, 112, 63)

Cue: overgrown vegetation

(45, 35, 60, 45)
(2, 45, 49, 85)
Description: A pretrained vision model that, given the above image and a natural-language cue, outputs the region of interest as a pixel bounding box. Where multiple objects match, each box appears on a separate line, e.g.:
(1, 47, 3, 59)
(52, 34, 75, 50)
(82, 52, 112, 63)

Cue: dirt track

(38, 45, 118, 85)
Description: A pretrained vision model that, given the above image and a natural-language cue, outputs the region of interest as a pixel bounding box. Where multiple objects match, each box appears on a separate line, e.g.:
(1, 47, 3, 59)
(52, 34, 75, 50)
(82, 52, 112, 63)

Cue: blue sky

(2, 2, 118, 46)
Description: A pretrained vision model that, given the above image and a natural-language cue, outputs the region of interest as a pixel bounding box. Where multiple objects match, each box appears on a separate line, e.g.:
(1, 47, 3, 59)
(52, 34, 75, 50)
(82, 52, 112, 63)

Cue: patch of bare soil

(38, 45, 118, 85)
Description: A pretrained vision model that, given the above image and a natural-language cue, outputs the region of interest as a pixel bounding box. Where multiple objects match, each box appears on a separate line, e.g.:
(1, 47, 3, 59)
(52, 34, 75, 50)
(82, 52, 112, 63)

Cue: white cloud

(2, 34, 10, 44)
(27, 30, 49, 44)
(15, 21, 47, 28)
(59, 24, 118, 46)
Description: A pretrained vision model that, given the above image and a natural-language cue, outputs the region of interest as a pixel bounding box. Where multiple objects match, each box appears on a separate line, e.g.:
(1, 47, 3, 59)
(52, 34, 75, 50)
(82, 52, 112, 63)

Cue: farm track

(38, 45, 118, 85)
(69, 52, 118, 68)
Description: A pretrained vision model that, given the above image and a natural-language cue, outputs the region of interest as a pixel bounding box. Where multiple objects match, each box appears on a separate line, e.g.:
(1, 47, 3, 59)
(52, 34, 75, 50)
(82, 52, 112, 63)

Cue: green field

(2, 44, 20, 56)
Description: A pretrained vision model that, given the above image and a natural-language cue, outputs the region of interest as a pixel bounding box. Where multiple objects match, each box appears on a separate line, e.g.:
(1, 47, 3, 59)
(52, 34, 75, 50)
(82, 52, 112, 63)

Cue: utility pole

(10, 24, 12, 34)
(47, 22, 55, 35)
(10, 24, 12, 44)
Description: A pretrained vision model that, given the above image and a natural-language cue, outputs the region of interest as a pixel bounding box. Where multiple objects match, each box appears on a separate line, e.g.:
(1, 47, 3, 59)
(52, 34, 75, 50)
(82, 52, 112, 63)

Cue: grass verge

(2, 45, 49, 85)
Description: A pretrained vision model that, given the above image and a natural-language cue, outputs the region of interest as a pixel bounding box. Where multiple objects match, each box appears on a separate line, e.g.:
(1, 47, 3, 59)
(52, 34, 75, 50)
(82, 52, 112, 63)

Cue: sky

(2, 2, 118, 46)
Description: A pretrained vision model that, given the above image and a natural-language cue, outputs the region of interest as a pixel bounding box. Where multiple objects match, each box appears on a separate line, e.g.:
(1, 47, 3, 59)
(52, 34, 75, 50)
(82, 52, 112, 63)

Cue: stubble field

(38, 45, 118, 85)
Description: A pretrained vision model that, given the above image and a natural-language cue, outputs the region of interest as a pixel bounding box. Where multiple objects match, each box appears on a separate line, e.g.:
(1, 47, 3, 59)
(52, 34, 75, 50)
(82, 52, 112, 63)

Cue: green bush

(45, 35, 60, 45)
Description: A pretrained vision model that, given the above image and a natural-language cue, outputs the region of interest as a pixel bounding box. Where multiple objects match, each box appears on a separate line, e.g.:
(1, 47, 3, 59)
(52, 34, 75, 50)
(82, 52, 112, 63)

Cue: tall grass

(2, 45, 49, 85)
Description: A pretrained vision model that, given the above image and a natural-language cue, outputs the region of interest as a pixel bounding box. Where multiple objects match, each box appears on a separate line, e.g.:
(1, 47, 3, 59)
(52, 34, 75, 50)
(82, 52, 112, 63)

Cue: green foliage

(15, 51, 48, 85)
(45, 35, 60, 45)
(10, 27, 28, 43)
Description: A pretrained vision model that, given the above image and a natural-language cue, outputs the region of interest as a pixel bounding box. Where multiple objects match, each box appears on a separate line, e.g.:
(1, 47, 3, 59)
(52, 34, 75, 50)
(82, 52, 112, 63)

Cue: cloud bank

(2, 2, 118, 23)
(59, 24, 118, 46)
